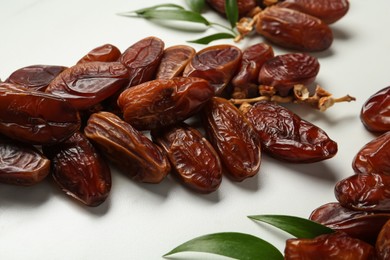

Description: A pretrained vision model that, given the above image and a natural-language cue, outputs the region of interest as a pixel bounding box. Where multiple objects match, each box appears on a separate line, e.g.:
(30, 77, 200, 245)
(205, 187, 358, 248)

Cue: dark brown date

(183, 44, 242, 95)
(5, 65, 67, 92)
(43, 132, 111, 207)
(206, 0, 257, 17)
(231, 42, 274, 99)
(376, 219, 390, 260)
(352, 131, 390, 175)
(202, 97, 261, 181)
(45, 62, 129, 110)
(285, 232, 376, 260)
(0, 83, 80, 145)
(0, 138, 50, 186)
(77, 43, 121, 64)
(335, 172, 390, 212)
(310, 202, 390, 244)
(277, 0, 350, 24)
(360, 86, 390, 133)
(243, 101, 337, 162)
(151, 123, 222, 193)
(258, 53, 320, 96)
(156, 45, 195, 80)
(84, 111, 170, 183)
(256, 6, 333, 51)
(119, 36, 164, 87)
(117, 77, 214, 130)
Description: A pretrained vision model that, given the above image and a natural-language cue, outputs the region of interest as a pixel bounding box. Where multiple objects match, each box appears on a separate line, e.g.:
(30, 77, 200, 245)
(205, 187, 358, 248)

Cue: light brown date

(84, 111, 170, 183)
(156, 45, 195, 80)
(77, 43, 121, 64)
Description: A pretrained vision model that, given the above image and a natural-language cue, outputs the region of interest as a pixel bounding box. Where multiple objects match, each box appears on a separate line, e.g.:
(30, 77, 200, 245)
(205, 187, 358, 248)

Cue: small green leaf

(225, 0, 239, 28)
(164, 232, 283, 260)
(188, 32, 236, 44)
(248, 215, 334, 239)
(135, 9, 211, 26)
(185, 0, 206, 13)
(123, 4, 185, 15)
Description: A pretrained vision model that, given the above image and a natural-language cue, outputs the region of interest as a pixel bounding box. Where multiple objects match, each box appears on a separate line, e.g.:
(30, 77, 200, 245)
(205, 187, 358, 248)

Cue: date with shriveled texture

(43, 132, 111, 207)
(206, 0, 256, 17)
(77, 43, 121, 64)
(376, 219, 390, 260)
(243, 101, 337, 163)
(151, 123, 222, 193)
(0, 138, 50, 186)
(84, 111, 170, 183)
(156, 45, 195, 80)
(117, 77, 214, 130)
(0, 83, 80, 145)
(202, 97, 261, 182)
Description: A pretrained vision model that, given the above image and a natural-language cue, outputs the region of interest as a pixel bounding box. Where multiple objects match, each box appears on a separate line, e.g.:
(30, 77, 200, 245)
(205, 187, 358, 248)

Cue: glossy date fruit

(45, 62, 129, 110)
(0, 137, 50, 186)
(360, 86, 390, 133)
(256, 6, 333, 51)
(258, 53, 320, 96)
(352, 131, 390, 175)
(243, 101, 337, 163)
(206, 0, 257, 17)
(202, 97, 261, 181)
(0, 83, 80, 145)
(151, 123, 222, 193)
(284, 232, 376, 260)
(117, 77, 214, 130)
(376, 219, 390, 260)
(156, 45, 195, 80)
(84, 111, 170, 183)
(183, 44, 242, 95)
(77, 43, 121, 64)
(43, 132, 111, 207)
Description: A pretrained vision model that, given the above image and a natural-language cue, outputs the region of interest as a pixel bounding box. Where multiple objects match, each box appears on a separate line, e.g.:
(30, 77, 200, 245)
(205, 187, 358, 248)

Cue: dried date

(376, 219, 390, 260)
(206, 0, 257, 17)
(77, 43, 121, 64)
(156, 45, 195, 80)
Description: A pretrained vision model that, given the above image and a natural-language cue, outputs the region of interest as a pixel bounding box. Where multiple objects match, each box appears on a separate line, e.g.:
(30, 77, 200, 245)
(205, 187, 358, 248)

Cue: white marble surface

(0, 1, 389, 259)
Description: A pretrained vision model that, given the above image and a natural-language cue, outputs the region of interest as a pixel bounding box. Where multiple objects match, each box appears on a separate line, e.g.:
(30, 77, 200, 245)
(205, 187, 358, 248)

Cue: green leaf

(164, 232, 284, 260)
(121, 4, 185, 16)
(225, 0, 239, 28)
(248, 215, 334, 239)
(188, 32, 236, 44)
(135, 9, 211, 26)
(185, 0, 206, 13)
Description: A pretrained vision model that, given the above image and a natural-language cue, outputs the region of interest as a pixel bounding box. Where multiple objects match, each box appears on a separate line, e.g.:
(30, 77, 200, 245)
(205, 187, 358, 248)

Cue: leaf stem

(210, 22, 237, 35)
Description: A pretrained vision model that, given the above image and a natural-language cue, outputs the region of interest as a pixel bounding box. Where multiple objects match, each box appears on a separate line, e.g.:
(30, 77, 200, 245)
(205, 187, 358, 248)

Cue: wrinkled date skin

(243, 101, 337, 162)
(117, 77, 214, 130)
(45, 62, 129, 110)
(360, 86, 390, 133)
(183, 44, 242, 95)
(84, 111, 170, 183)
(277, 0, 350, 24)
(231, 42, 274, 99)
(5, 65, 67, 92)
(310, 202, 390, 244)
(284, 232, 376, 260)
(335, 172, 390, 212)
(0, 138, 50, 186)
(77, 43, 121, 64)
(258, 53, 320, 96)
(352, 131, 390, 175)
(0, 83, 80, 145)
(202, 97, 261, 181)
(376, 219, 390, 260)
(256, 6, 333, 51)
(206, 0, 257, 17)
(151, 123, 222, 193)
(119, 36, 164, 88)
(156, 45, 195, 80)
(43, 132, 111, 207)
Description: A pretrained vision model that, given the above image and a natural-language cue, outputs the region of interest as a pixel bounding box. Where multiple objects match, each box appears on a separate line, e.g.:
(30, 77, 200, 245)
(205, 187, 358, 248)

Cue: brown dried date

(0, 83, 80, 145)
(360, 86, 390, 133)
(45, 62, 129, 110)
(206, 0, 257, 17)
(151, 123, 222, 193)
(201, 97, 261, 181)
(376, 219, 390, 260)
(77, 43, 121, 64)
(284, 232, 376, 260)
(117, 77, 214, 130)
(183, 44, 242, 95)
(335, 172, 390, 212)
(277, 0, 350, 24)
(156, 45, 195, 80)
(0, 137, 50, 186)
(242, 101, 337, 163)
(231, 42, 274, 99)
(256, 6, 333, 51)
(43, 132, 111, 207)
(352, 131, 390, 175)
(84, 111, 170, 183)
(258, 53, 320, 96)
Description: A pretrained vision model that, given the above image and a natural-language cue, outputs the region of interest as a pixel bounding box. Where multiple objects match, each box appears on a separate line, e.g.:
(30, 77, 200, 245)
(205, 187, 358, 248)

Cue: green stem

(210, 22, 237, 35)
